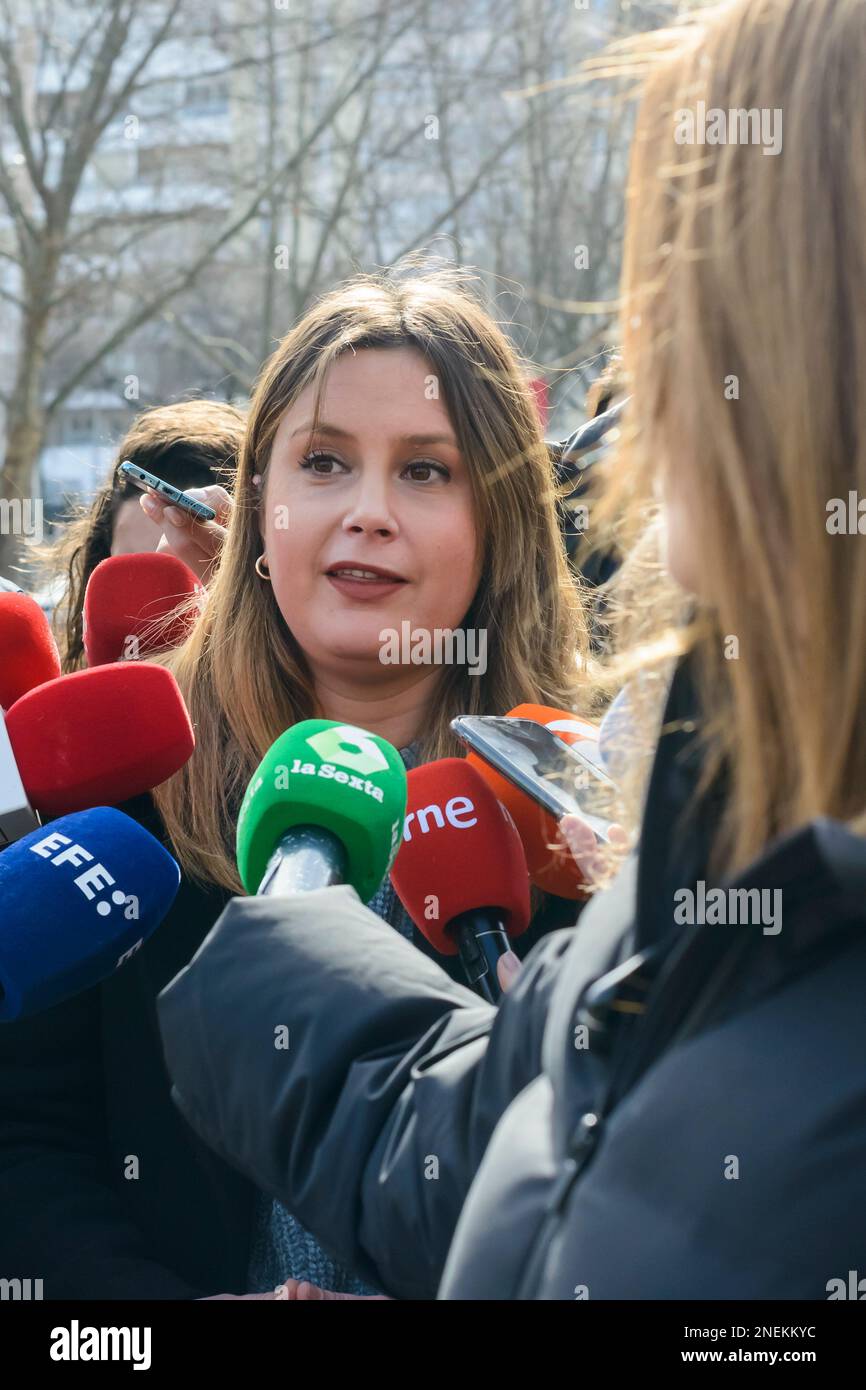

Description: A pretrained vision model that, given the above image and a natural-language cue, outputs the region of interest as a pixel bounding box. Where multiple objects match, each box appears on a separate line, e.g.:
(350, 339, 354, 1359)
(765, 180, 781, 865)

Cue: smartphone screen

(451, 715, 614, 843)
(119, 461, 216, 522)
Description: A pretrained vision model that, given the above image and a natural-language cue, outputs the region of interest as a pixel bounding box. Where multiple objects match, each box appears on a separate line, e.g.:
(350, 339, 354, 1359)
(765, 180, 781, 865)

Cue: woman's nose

(341, 480, 398, 536)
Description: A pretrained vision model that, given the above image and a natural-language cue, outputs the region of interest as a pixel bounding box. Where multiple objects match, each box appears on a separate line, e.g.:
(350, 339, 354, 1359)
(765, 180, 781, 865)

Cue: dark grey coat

(158, 670, 866, 1299)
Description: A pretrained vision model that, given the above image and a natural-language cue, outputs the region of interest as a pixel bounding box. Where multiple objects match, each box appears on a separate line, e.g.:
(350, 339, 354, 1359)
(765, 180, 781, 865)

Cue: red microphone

(391, 758, 529, 1002)
(0, 591, 61, 709)
(83, 552, 205, 666)
(4, 663, 195, 817)
(466, 703, 601, 900)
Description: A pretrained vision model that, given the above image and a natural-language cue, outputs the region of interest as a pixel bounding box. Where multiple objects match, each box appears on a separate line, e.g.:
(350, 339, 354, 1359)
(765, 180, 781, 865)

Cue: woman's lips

(325, 572, 408, 602)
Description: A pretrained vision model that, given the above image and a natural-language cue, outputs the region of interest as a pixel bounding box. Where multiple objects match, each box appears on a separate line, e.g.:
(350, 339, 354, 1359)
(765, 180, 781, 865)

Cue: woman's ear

(252, 473, 264, 532)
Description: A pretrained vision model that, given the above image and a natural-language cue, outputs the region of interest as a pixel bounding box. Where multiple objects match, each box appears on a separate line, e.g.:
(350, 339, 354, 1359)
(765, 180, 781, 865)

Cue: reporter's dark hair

(45, 399, 244, 670)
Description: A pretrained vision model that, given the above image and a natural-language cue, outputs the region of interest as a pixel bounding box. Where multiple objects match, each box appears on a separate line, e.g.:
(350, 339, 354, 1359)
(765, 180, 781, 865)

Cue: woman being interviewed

(152, 264, 595, 1296)
(0, 263, 596, 1303)
(153, 264, 592, 898)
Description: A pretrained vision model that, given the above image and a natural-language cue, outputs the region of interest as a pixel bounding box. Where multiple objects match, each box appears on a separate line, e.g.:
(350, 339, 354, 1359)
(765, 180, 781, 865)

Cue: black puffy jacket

(158, 666, 866, 1298)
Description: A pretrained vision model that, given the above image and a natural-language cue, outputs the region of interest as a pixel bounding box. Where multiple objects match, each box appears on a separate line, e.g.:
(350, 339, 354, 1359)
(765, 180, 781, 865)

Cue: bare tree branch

(0, 0, 51, 209)
(47, 0, 426, 414)
(53, 0, 182, 224)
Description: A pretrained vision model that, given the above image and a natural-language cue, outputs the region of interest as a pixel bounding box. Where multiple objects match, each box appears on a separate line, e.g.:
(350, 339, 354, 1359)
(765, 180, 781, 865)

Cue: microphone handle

(451, 910, 511, 1004)
(258, 825, 348, 896)
(257, 832, 511, 1003)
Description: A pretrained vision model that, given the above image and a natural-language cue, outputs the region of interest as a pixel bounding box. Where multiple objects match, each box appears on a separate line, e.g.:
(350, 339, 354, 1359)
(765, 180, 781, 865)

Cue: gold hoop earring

(255, 553, 271, 581)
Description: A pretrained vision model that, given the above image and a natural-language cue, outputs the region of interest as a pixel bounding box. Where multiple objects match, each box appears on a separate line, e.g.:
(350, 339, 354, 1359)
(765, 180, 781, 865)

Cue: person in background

(41, 399, 242, 670)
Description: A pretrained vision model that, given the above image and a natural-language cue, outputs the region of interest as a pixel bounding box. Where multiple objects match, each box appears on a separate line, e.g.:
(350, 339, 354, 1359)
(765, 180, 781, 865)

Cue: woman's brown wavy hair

(154, 263, 595, 891)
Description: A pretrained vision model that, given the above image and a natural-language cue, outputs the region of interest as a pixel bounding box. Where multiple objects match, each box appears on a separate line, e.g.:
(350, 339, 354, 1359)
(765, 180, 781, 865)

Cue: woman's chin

(305, 634, 404, 672)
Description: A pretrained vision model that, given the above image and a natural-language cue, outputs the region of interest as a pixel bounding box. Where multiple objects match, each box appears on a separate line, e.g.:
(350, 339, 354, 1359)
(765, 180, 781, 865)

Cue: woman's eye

(300, 452, 345, 475)
(404, 460, 450, 482)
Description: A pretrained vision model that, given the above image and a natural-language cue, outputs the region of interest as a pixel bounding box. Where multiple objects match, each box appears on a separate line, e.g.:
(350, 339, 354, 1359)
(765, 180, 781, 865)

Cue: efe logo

(29, 830, 139, 920)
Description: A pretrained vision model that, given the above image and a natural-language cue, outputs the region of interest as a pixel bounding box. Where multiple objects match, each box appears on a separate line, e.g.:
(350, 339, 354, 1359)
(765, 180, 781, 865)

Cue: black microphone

(549, 396, 630, 484)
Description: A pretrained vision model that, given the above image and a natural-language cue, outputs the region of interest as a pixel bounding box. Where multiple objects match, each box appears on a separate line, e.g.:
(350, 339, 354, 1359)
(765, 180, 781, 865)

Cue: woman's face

(658, 466, 701, 594)
(654, 412, 703, 596)
(260, 346, 482, 681)
(111, 496, 165, 555)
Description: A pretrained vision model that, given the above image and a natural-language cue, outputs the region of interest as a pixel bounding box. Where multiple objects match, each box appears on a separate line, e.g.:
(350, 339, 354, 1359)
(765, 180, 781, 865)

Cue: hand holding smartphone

(120, 461, 233, 585)
(451, 714, 616, 844)
(120, 461, 217, 521)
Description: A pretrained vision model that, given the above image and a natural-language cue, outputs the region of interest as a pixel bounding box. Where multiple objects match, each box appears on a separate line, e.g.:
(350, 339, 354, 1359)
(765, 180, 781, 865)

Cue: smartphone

(119, 461, 217, 522)
(451, 714, 615, 843)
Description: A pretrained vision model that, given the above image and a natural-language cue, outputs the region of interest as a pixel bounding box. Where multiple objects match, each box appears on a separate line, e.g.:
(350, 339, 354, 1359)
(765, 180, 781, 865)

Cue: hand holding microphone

(391, 758, 530, 1002)
(496, 814, 630, 994)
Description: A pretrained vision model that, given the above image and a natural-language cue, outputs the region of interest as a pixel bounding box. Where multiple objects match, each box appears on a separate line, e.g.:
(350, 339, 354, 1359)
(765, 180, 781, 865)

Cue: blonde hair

(589, 0, 866, 875)
(154, 264, 593, 890)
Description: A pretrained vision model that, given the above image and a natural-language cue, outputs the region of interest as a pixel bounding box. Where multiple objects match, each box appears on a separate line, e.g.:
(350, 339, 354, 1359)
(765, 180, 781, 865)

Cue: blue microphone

(0, 807, 180, 1020)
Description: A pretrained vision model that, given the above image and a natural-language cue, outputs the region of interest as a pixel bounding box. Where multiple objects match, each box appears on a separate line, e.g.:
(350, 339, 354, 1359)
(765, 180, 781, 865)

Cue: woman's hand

(198, 1291, 283, 1300)
(557, 813, 630, 884)
(198, 1283, 391, 1300)
(139, 485, 233, 585)
(496, 814, 630, 994)
(277, 1280, 391, 1300)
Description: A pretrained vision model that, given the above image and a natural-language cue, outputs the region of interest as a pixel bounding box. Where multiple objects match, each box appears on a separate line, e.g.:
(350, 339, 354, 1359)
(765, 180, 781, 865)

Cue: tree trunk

(0, 295, 52, 580)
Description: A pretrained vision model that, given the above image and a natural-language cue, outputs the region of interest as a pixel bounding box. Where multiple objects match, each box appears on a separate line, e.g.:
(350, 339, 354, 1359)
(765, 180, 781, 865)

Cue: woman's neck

(311, 666, 444, 750)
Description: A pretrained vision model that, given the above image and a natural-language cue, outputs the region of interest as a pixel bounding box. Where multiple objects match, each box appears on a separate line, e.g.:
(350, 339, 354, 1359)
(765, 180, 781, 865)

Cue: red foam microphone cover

(391, 758, 530, 955)
(5, 662, 195, 815)
(0, 592, 61, 708)
(467, 703, 600, 900)
(83, 552, 205, 666)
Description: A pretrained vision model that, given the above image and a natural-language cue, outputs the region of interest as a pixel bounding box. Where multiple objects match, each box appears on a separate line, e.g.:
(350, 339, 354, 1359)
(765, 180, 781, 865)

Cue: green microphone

(236, 720, 407, 900)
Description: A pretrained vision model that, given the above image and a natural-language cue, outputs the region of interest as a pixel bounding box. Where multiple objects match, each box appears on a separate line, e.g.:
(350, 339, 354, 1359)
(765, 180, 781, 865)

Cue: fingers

(142, 487, 229, 584)
(201, 1282, 392, 1301)
(558, 814, 630, 882)
(197, 485, 233, 524)
(140, 484, 232, 528)
(497, 949, 522, 993)
(607, 824, 631, 850)
(558, 814, 597, 868)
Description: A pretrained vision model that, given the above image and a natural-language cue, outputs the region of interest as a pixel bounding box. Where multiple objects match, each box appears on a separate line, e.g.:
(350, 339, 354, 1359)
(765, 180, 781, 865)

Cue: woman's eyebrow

(289, 421, 459, 448)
